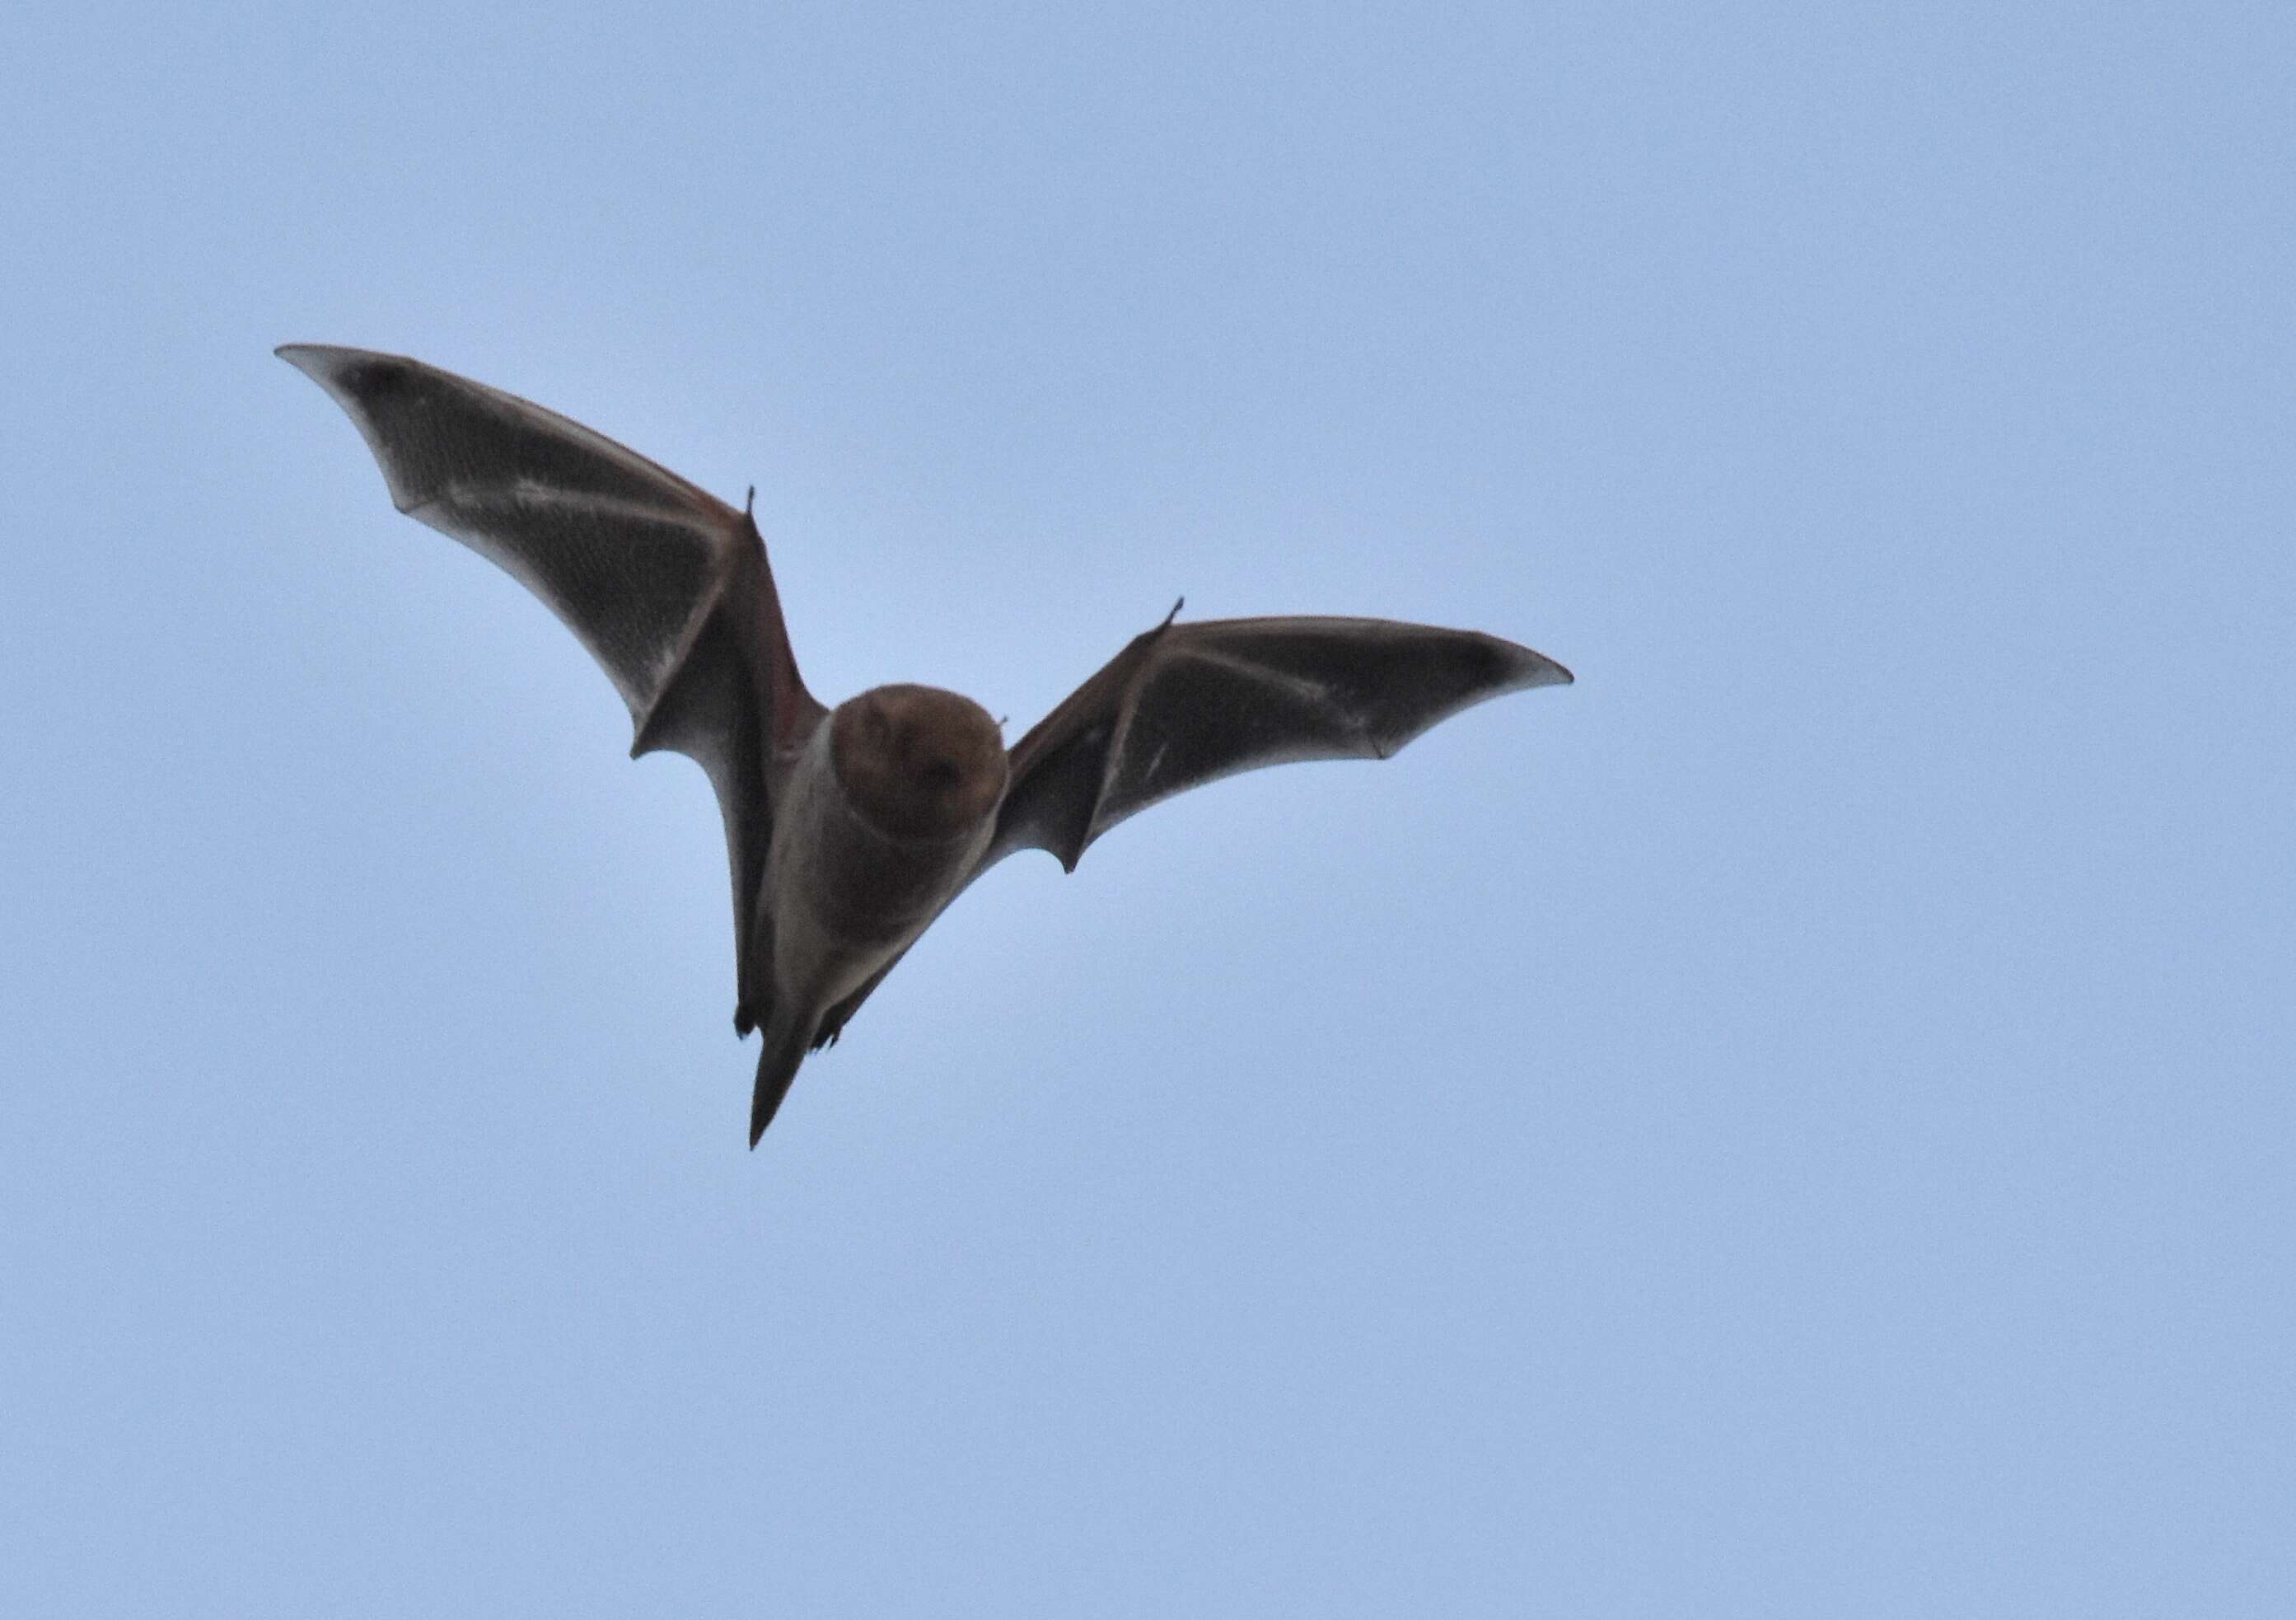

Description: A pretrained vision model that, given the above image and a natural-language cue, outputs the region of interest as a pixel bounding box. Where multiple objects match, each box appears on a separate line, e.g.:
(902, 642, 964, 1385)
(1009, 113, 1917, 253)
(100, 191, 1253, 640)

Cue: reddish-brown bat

(279, 345, 1574, 1145)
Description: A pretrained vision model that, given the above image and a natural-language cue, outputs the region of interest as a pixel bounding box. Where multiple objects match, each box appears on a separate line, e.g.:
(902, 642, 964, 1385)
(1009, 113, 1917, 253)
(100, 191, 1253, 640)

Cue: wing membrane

(279, 344, 824, 1014)
(992, 614, 1571, 873)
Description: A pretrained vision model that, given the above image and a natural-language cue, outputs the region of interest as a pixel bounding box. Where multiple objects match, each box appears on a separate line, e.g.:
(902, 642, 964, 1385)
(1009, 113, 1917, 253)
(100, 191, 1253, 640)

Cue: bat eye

(920, 758, 960, 790)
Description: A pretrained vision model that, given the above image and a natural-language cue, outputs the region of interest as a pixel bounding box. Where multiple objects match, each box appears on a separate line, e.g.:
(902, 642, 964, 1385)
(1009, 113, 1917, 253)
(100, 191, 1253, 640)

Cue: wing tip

(274, 342, 373, 405)
(1494, 636, 1573, 691)
(276, 344, 427, 398)
(274, 341, 358, 375)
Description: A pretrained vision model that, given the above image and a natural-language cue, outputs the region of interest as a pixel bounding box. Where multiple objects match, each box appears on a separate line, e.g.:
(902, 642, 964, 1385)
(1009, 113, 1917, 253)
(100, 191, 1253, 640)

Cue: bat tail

(748, 1003, 816, 1149)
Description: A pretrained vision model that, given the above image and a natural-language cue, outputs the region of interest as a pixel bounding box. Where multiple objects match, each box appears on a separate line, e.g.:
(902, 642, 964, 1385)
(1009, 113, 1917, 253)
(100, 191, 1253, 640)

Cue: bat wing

(278, 344, 825, 1014)
(808, 611, 1570, 1048)
(983, 612, 1572, 875)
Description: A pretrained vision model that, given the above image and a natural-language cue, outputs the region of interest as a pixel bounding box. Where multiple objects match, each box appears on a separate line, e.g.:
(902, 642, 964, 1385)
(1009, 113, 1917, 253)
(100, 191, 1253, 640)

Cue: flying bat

(278, 345, 1573, 1145)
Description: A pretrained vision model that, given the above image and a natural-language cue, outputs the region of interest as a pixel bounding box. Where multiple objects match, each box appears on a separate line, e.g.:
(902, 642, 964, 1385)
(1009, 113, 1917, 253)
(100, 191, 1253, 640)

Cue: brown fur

(830, 685, 1008, 841)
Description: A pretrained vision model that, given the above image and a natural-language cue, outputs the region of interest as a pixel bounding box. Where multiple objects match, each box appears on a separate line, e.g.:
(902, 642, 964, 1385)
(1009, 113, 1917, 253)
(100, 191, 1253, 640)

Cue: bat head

(830, 684, 1010, 841)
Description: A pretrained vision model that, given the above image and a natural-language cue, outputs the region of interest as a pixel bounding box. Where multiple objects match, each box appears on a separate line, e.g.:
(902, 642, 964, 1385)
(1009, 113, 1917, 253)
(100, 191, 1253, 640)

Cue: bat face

(279, 344, 1573, 1145)
(830, 684, 1009, 843)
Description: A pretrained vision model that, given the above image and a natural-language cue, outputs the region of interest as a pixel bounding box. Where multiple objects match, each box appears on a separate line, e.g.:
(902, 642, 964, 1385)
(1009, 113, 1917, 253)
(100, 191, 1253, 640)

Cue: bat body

(279, 345, 1573, 1145)
(745, 685, 1007, 1133)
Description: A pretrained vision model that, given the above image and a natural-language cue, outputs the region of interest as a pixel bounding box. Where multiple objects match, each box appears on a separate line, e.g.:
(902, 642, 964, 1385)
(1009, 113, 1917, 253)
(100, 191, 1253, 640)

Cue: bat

(278, 345, 1574, 1145)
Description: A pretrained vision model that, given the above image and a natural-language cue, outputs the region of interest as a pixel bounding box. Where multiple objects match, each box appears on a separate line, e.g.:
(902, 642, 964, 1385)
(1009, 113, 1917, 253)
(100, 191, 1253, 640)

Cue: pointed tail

(750, 1003, 816, 1148)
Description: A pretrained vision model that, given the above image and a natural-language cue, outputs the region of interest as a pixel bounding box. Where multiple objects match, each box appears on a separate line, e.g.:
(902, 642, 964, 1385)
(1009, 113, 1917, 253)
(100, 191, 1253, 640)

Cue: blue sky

(4, 1, 2290, 1613)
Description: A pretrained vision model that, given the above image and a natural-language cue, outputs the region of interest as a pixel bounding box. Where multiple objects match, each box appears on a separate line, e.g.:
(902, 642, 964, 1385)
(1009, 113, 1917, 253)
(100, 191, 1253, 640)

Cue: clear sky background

(4, 2, 2289, 1613)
